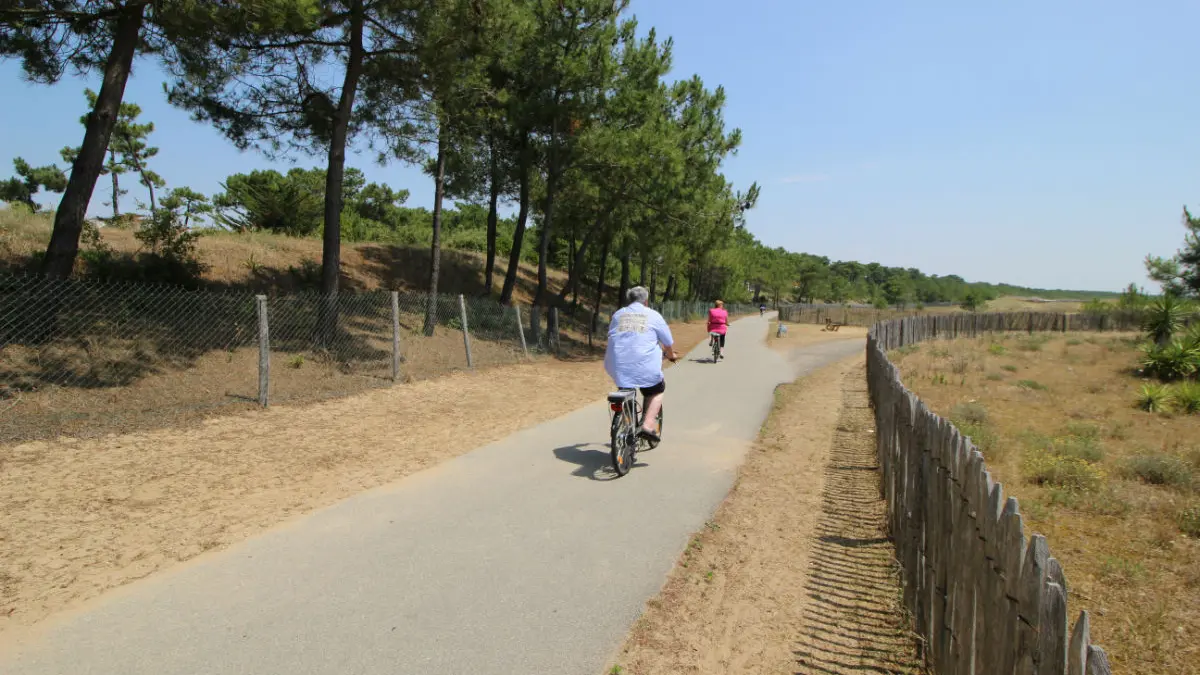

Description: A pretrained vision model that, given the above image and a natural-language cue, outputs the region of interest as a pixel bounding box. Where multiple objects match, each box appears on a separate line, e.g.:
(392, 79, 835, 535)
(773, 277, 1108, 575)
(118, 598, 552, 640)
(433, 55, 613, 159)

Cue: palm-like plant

(1142, 294, 1191, 346)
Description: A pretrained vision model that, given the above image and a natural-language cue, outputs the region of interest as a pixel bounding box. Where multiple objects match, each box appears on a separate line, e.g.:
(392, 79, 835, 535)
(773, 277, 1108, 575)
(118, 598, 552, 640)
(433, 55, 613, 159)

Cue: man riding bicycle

(707, 299, 728, 359)
(604, 286, 678, 443)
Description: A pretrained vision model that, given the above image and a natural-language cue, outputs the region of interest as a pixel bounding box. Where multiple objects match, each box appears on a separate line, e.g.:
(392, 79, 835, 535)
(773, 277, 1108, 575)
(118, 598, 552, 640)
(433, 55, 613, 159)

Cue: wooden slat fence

(779, 304, 1146, 332)
(865, 313, 1114, 674)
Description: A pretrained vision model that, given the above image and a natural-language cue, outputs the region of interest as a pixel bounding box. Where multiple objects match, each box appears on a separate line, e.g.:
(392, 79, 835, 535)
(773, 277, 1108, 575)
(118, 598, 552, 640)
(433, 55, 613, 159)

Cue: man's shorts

(638, 379, 666, 398)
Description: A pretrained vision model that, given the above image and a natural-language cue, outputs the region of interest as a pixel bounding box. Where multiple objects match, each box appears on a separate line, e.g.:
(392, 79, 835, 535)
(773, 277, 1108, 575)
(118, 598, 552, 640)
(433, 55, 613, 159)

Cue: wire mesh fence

(0, 274, 570, 444)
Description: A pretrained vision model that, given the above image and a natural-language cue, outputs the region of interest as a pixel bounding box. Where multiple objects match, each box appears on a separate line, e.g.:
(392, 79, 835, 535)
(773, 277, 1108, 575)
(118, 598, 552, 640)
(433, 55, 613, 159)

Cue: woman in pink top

(707, 299, 729, 359)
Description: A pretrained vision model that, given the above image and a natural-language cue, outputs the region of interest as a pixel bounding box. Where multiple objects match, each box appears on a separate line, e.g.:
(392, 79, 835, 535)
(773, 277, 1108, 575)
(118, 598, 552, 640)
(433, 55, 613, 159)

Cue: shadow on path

(552, 443, 649, 481)
(794, 375, 924, 675)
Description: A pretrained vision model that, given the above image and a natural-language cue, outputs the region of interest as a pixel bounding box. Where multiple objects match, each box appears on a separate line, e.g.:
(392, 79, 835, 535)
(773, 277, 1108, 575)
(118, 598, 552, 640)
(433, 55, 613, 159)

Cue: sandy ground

(609, 358, 922, 674)
(1, 319, 828, 635)
(769, 322, 869, 352)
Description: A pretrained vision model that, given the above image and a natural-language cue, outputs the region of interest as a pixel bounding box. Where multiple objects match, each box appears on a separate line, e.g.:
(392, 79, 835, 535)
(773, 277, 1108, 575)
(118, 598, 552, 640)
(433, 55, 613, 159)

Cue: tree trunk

(589, 234, 611, 349)
(534, 120, 560, 308)
(556, 221, 600, 304)
(316, 0, 366, 346)
(663, 274, 676, 302)
(499, 136, 531, 306)
(109, 150, 121, 218)
(618, 250, 631, 307)
(144, 173, 157, 212)
(639, 254, 647, 287)
(649, 264, 658, 303)
(40, 5, 144, 279)
(423, 128, 447, 336)
(483, 138, 499, 295)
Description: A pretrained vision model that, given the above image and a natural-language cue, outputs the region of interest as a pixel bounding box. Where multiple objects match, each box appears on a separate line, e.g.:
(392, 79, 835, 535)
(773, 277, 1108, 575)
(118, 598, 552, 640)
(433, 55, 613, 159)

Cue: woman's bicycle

(606, 389, 663, 477)
(709, 331, 723, 363)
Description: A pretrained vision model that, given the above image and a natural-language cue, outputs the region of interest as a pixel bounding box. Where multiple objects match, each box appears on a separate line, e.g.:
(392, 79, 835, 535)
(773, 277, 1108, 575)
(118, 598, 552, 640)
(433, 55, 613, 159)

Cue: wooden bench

(822, 318, 844, 332)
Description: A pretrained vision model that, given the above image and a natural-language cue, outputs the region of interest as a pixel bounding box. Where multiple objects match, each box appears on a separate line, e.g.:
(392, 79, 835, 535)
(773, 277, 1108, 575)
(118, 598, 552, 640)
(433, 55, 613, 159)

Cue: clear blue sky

(2, 0, 1197, 292)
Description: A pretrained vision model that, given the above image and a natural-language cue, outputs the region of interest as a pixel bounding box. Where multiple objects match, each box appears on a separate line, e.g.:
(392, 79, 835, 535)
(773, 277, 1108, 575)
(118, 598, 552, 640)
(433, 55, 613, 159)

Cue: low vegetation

(892, 330, 1200, 674)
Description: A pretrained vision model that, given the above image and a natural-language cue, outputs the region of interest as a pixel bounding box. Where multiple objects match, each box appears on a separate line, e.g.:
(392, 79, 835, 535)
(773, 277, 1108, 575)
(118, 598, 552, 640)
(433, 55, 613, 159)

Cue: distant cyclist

(759, 301, 767, 316)
(707, 299, 728, 359)
(604, 287, 678, 443)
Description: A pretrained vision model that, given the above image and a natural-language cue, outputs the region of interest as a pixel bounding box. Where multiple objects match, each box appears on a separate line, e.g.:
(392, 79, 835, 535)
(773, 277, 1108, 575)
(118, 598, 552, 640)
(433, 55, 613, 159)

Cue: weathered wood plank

(1068, 611, 1090, 675)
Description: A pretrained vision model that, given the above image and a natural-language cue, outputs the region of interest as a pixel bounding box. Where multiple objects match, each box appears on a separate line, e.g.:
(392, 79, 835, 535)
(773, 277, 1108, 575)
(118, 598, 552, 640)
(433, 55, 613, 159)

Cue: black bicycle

(606, 389, 663, 477)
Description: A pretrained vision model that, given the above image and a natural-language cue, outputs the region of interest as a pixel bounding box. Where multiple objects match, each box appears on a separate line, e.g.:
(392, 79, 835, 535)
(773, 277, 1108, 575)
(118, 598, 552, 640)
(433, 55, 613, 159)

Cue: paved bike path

(0, 314, 864, 675)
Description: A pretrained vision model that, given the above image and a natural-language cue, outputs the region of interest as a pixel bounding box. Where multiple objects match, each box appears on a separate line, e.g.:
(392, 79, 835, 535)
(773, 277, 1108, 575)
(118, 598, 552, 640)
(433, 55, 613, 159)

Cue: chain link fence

(0, 274, 569, 444)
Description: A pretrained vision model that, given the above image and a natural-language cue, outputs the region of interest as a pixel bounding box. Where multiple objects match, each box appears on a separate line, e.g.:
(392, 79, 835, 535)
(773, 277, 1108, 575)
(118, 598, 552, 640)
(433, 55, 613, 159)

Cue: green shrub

(1178, 504, 1200, 538)
(1124, 454, 1194, 490)
(1023, 449, 1106, 491)
(1139, 341, 1200, 381)
(1001, 364, 1018, 373)
(956, 421, 999, 457)
(988, 343, 1008, 356)
(1136, 383, 1173, 413)
(1017, 379, 1047, 391)
(1045, 487, 1130, 517)
(1174, 381, 1200, 414)
(986, 372, 1004, 381)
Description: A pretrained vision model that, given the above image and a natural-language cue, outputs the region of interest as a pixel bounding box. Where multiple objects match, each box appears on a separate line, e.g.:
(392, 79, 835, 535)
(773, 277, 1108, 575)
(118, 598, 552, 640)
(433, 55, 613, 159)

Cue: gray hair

(626, 286, 650, 305)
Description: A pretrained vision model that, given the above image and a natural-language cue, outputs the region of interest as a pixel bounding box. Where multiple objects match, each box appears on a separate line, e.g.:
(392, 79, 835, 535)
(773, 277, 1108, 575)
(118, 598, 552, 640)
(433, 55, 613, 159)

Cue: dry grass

(891, 333, 1200, 675)
(611, 358, 921, 674)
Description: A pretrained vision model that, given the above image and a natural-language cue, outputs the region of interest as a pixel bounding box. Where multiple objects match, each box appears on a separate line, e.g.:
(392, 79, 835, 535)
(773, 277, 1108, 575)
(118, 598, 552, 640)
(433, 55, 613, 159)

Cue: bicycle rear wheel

(610, 403, 636, 476)
(712, 336, 720, 363)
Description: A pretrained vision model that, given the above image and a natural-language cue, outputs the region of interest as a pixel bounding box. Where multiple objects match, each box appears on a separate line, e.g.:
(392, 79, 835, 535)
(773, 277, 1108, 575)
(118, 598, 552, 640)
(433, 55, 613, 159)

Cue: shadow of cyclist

(552, 443, 646, 481)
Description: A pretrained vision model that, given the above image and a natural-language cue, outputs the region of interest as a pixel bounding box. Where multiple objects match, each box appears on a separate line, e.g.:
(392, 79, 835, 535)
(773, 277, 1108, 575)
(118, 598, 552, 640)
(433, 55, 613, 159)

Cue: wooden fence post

(390, 291, 401, 382)
(256, 294, 269, 407)
(458, 294, 474, 368)
(515, 304, 529, 359)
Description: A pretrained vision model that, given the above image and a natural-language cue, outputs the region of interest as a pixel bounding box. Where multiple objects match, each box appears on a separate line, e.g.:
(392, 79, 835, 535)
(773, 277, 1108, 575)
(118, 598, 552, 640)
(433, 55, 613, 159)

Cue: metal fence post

(515, 304, 529, 359)
(256, 294, 270, 407)
(390, 290, 402, 382)
(458, 294, 474, 368)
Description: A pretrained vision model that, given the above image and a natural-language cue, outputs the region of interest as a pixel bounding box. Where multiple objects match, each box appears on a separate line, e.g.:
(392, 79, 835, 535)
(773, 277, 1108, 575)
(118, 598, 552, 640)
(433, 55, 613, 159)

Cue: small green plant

(951, 402, 988, 425)
(609, 666, 624, 675)
(705, 570, 715, 582)
(289, 354, 305, 369)
(1017, 379, 1047, 391)
(931, 373, 947, 385)
(1173, 381, 1200, 414)
(1049, 434, 1105, 464)
(1065, 338, 1083, 346)
(1099, 556, 1146, 585)
(1001, 364, 1019, 373)
(988, 343, 1008, 356)
(244, 252, 264, 275)
(1178, 504, 1200, 538)
(986, 372, 1004, 381)
(1136, 383, 1173, 413)
(1124, 454, 1194, 490)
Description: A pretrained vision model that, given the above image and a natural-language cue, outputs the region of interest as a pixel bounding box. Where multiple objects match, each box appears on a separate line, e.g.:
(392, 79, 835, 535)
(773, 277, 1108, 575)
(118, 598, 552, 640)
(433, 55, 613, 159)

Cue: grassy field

(891, 333, 1200, 674)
